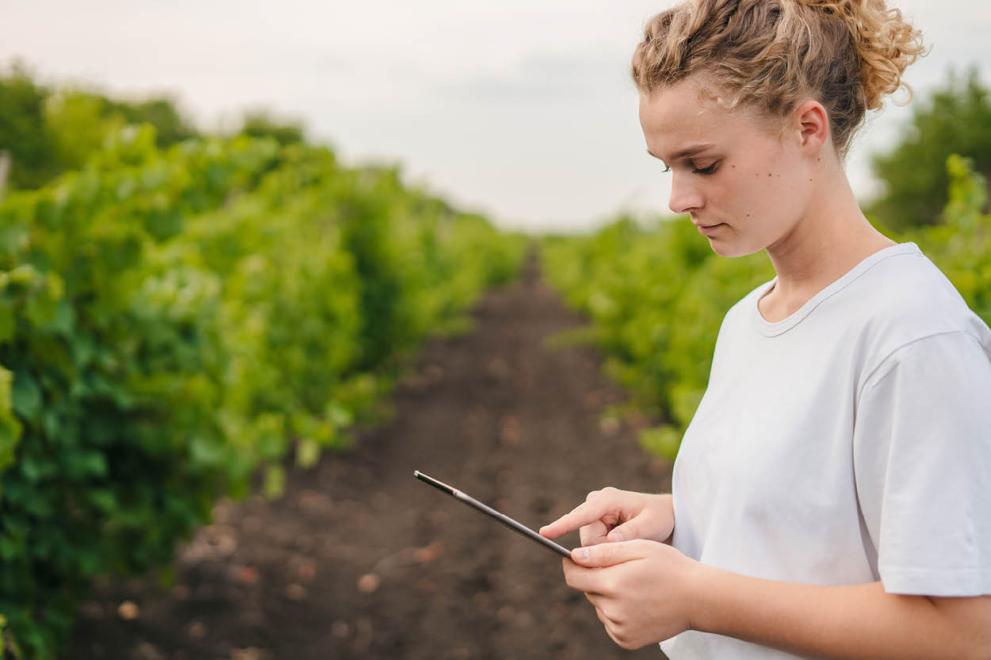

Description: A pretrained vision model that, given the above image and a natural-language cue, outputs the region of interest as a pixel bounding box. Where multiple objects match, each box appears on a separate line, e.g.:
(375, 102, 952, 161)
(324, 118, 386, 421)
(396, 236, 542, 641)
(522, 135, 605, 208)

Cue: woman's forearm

(689, 565, 977, 659)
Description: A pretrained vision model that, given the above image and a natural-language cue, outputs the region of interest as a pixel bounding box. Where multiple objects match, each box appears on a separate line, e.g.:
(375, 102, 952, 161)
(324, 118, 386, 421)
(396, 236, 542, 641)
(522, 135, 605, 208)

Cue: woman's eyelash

(660, 161, 720, 175)
(692, 162, 719, 175)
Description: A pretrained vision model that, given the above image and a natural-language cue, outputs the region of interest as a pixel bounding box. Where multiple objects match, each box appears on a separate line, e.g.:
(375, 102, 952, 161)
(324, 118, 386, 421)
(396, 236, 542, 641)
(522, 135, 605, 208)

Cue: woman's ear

(792, 99, 830, 153)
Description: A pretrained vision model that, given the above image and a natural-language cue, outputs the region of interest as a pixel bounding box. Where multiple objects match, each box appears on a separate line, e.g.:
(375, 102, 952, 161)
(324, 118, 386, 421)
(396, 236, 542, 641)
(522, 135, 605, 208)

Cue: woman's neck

(762, 164, 895, 306)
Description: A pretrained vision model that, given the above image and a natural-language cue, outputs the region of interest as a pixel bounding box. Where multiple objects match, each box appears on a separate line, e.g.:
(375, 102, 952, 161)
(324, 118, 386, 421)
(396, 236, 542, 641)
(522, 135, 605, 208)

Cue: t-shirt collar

(751, 242, 922, 337)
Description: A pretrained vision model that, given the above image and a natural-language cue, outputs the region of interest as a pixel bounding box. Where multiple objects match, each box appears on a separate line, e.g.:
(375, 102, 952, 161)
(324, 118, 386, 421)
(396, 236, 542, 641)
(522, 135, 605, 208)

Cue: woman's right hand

(538, 487, 674, 548)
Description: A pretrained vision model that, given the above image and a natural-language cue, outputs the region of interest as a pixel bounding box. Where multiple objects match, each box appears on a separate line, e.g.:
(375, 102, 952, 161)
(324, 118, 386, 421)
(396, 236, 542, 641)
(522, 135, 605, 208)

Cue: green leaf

(65, 451, 108, 479)
(87, 488, 117, 513)
(0, 535, 20, 561)
(263, 465, 285, 499)
(190, 434, 227, 467)
(11, 372, 41, 421)
(0, 299, 14, 345)
(0, 367, 23, 472)
(295, 438, 319, 468)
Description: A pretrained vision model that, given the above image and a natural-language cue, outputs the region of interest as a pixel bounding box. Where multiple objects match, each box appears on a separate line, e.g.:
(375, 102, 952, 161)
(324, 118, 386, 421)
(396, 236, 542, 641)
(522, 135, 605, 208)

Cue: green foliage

(111, 97, 196, 147)
(0, 63, 199, 192)
(44, 91, 127, 173)
(0, 62, 56, 189)
(0, 128, 524, 658)
(239, 111, 306, 146)
(543, 156, 991, 462)
(869, 68, 991, 231)
(0, 364, 22, 475)
(914, 155, 991, 322)
(0, 131, 283, 658)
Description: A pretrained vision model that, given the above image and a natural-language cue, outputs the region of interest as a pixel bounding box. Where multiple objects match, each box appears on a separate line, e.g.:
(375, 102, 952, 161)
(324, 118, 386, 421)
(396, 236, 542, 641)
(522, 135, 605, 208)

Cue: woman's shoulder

(849, 244, 991, 360)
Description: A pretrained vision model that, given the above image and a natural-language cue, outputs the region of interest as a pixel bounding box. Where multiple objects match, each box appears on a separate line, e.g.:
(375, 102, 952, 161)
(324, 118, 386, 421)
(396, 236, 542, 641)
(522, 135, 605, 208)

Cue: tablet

(414, 470, 572, 558)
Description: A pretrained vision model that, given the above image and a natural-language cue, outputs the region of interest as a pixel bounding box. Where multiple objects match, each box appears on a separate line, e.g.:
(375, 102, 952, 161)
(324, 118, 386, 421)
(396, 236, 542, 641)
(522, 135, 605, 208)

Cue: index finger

(540, 499, 609, 539)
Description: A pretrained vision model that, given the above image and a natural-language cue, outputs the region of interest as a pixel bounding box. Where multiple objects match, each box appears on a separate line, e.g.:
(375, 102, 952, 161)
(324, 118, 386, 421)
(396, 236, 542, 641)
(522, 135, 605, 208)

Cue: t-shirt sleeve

(853, 330, 991, 596)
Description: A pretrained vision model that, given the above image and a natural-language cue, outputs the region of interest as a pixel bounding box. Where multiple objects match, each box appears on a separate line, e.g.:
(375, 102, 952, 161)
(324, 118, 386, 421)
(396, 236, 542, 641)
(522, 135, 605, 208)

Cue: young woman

(539, 0, 991, 657)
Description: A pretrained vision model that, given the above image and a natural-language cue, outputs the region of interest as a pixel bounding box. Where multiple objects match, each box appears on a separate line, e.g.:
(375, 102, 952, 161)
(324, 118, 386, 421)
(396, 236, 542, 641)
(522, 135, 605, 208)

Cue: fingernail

(578, 548, 590, 561)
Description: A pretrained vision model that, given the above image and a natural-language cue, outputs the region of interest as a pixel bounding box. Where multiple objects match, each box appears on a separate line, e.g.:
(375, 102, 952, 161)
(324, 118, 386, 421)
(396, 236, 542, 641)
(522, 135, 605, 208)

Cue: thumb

(570, 539, 652, 568)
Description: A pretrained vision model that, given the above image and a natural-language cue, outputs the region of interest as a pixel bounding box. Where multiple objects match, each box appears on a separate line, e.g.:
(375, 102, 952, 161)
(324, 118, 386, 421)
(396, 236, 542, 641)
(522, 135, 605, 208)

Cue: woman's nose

(668, 172, 704, 215)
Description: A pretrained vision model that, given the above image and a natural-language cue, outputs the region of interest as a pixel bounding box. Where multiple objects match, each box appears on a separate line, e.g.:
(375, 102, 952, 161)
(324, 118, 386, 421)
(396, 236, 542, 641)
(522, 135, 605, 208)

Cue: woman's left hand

(561, 539, 702, 650)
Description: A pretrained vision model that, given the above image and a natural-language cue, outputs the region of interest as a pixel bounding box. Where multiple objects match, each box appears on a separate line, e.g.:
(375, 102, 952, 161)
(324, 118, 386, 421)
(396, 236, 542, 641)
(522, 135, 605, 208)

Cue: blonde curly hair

(631, 0, 926, 156)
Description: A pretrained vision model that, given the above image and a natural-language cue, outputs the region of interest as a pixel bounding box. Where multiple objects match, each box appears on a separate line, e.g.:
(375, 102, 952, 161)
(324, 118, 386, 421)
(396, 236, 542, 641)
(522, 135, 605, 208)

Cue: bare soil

(69, 252, 674, 659)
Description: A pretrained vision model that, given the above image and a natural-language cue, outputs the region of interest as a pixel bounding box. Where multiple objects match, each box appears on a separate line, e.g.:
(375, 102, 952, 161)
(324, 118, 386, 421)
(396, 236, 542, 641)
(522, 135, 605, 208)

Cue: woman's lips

(696, 223, 725, 235)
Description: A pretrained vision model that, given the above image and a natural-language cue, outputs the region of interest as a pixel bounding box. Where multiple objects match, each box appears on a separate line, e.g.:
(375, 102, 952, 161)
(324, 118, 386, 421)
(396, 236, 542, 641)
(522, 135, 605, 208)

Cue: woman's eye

(660, 160, 719, 175)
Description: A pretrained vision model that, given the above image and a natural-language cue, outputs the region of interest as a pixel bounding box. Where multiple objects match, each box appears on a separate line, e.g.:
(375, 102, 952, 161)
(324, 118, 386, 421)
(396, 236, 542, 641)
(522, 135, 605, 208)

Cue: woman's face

(639, 76, 817, 257)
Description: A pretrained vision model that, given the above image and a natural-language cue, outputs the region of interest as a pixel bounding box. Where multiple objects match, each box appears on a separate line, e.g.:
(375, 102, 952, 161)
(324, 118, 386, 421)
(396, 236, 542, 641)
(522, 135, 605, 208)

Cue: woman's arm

(563, 541, 991, 657)
(692, 565, 991, 659)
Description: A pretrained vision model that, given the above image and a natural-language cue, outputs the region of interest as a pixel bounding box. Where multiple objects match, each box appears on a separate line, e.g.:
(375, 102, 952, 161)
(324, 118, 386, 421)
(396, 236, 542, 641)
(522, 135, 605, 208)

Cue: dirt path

(70, 251, 674, 659)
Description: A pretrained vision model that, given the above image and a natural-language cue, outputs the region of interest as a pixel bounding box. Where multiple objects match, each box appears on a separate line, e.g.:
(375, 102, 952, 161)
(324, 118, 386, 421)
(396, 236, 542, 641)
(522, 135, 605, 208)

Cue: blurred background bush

(0, 63, 525, 658)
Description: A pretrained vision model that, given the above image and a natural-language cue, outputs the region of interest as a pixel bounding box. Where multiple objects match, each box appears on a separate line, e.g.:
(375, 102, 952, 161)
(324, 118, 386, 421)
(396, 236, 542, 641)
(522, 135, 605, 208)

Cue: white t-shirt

(659, 242, 991, 660)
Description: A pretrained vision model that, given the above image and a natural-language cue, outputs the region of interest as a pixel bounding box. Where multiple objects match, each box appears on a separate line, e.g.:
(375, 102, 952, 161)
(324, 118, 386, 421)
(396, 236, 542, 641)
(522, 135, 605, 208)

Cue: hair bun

(793, 0, 926, 109)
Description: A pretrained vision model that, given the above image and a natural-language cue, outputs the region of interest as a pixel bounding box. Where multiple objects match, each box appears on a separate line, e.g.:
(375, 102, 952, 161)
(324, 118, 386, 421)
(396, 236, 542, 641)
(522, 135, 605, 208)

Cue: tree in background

(869, 68, 991, 231)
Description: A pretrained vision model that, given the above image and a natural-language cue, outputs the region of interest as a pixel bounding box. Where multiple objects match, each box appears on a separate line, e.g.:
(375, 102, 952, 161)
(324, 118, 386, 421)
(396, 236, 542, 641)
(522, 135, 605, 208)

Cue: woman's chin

(709, 242, 736, 257)
(706, 234, 762, 258)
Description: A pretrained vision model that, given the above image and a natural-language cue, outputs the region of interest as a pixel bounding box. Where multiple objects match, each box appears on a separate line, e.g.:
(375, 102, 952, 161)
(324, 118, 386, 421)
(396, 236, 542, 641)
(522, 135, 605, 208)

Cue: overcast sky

(1, 1, 989, 232)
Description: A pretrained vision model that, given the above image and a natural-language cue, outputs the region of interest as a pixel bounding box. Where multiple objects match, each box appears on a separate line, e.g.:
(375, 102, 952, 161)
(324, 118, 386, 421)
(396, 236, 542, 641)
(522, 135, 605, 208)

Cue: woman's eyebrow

(646, 143, 715, 161)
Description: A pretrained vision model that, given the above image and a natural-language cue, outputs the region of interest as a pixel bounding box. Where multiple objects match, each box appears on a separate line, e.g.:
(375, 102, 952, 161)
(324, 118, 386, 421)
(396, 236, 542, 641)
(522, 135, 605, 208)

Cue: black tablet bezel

(414, 470, 572, 559)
